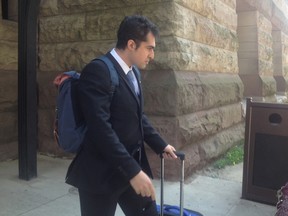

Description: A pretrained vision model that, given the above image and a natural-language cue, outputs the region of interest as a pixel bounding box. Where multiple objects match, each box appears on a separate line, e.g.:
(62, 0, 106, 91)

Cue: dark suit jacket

(65, 52, 168, 194)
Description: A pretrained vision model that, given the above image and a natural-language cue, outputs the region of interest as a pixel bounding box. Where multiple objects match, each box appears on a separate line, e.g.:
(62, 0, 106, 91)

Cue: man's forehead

(142, 32, 156, 46)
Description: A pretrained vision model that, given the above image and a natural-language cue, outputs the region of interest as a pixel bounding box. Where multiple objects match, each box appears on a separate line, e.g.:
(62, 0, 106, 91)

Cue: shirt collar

(110, 48, 132, 75)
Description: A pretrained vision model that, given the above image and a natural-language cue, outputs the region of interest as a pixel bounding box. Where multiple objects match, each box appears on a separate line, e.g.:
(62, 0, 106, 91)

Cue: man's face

(130, 32, 156, 69)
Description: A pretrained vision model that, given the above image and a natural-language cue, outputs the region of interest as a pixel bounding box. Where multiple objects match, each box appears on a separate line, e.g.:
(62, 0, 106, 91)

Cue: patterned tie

(127, 70, 140, 95)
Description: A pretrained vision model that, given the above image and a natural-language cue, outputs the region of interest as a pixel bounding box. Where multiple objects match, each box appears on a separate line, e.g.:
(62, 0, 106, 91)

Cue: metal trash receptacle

(242, 97, 288, 205)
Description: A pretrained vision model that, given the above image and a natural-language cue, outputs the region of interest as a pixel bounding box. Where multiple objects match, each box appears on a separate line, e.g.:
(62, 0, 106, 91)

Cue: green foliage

(212, 140, 244, 169)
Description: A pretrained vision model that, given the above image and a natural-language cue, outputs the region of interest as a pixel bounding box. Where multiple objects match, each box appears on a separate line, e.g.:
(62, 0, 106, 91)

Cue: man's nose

(149, 49, 154, 60)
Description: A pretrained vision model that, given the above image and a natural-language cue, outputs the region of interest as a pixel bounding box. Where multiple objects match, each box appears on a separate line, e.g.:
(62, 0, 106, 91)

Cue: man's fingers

(150, 184, 156, 201)
(135, 188, 141, 195)
(163, 151, 177, 159)
(163, 145, 178, 159)
(130, 171, 156, 200)
(140, 182, 156, 200)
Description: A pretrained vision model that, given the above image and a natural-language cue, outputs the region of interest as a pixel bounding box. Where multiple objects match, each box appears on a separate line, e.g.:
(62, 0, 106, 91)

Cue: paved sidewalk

(0, 155, 276, 216)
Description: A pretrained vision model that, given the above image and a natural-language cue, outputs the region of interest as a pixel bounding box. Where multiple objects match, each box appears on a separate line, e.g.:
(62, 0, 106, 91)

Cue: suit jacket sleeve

(142, 114, 168, 154)
(132, 65, 168, 154)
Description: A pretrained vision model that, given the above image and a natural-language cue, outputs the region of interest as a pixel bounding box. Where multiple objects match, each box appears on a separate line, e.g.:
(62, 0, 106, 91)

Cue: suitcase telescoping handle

(160, 151, 185, 216)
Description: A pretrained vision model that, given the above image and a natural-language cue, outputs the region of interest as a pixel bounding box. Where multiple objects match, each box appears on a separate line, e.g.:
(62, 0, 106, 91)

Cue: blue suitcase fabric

(157, 204, 203, 216)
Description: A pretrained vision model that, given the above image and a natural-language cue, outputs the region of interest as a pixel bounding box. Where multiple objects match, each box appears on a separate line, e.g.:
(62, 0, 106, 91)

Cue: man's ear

(127, 39, 136, 50)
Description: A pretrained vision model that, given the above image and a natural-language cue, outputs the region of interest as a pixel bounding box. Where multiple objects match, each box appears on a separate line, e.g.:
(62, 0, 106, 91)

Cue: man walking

(66, 15, 177, 216)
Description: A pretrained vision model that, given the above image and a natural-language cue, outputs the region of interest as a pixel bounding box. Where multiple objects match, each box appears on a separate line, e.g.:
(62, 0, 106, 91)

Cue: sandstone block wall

(238, 0, 288, 99)
(142, 1, 245, 178)
(273, 30, 288, 93)
(36, 0, 244, 179)
(0, 2, 18, 161)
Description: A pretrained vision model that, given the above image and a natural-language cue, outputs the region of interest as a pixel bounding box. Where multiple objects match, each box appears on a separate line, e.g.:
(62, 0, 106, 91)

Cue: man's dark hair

(116, 15, 159, 50)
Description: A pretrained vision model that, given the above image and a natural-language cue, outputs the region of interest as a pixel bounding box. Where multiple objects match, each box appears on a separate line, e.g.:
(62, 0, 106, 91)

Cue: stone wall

(37, 0, 244, 179)
(142, 0, 245, 178)
(273, 30, 288, 93)
(237, 0, 288, 100)
(0, 2, 18, 161)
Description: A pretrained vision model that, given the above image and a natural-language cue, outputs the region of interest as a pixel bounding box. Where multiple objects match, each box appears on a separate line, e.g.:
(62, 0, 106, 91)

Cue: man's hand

(130, 171, 156, 201)
(162, 144, 177, 159)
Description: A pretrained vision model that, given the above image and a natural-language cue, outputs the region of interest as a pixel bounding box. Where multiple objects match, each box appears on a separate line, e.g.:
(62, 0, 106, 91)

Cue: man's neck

(115, 48, 131, 68)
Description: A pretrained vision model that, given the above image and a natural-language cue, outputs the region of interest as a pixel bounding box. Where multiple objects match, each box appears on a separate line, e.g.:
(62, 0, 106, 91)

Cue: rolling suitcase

(157, 152, 204, 216)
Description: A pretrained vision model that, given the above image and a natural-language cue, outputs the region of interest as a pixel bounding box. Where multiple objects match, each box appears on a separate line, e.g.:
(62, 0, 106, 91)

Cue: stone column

(273, 30, 288, 95)
(237, 9, 276, 101)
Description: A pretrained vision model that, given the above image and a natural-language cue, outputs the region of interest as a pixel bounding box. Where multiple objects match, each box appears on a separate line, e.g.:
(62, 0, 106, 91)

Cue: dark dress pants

(78, 185, 158, 216)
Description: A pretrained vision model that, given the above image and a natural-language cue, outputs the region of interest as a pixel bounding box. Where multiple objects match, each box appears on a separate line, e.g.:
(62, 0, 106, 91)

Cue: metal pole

(180, 159, 184, 216)
(18, 0, 40, 180)
(160, 155, 164, 216)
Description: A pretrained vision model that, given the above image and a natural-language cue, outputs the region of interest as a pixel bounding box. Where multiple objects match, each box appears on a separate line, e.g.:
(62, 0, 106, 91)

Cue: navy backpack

(53, 56, 119, 153)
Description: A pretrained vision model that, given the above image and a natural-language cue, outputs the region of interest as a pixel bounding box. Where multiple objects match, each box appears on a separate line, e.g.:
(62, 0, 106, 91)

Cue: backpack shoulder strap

(97, 55, 119, 93)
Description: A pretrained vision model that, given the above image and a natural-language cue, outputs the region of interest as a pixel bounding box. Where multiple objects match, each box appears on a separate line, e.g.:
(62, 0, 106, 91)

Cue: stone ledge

(144, 72, 243, 116)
